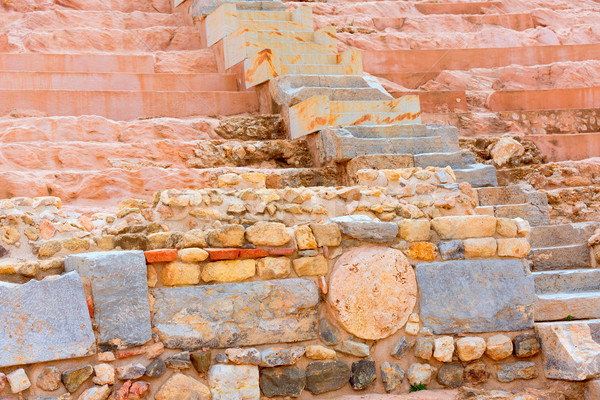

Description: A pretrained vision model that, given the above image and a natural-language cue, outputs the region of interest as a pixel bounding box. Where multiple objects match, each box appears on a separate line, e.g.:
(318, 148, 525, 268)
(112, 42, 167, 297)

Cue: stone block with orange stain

(162, 262, 201, 286)
(404, 242, 437, 261)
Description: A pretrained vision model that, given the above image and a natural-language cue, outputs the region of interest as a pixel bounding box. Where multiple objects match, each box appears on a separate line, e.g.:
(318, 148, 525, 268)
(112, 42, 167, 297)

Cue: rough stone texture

(162, 262, 201, 286)
(116, 364, 145, 380)
(330, 215, 399, 242)
(456, 337, 486, 362)
(306, 361, 351, 394)
(513, 333, 541, 358)
(486, 334, 513, 361)
(7, 369, 30, 393)
(464, 360, 490, 384)
(398, 219, 431, 242)
(0, 272, 95, 367)
(391, 336, 412, 359)
(405, 242, 437, 261)
(497, 218, 518, 237)
(416, 260, 535, 334)
(62, 365, 92, 393)
(306, 345, 336, 360)
(92, 364, 114, 385)
(180, 248, 209, 263)
(407, 363, 435, 386)
(496, 361, 538, 382)
(166, 351, 192, 369)
(207, 225, 243, 248)
(431, 215, 497, 239)
(328, 246, 417, 340)
(433, 336, 454, 362)
(208, 364, 260, 400)
(335, 340, 370, 357)
(145, 358, 167, 378)
(437, 363, 464, 388)
(64, 251, 152, 350)
(78, 384, 111, 400)
(215, 115, 286, 140)
(260, 367, 306, 397)
(319, 318, 341, 346)
(181, 229, 208, 249)
(201, 259, 255, 283)
(309, 223, 342, 247)
(437, 240, 464, 260)
(256, 257, 290, 279)
(36, 366, 62, 391)
(415, 337, 434, 360)
(490, 137, 525, 166)
(292, 255, 328, 277)
(191, 350, 212, 375)
(246, 222, 291, 246)
(155, 373, 211, 400)
(295, 225, 317, 250)
(463, 237, 497, 258)
(536, 321, 600, 381)
(351, 360, 376, 390)
(261, 347, 305, 367)
(381, 362, 404, 393)
(152, 278, 319, 348)
(497, 238, 531, 258)
(226, 348, 261, 365)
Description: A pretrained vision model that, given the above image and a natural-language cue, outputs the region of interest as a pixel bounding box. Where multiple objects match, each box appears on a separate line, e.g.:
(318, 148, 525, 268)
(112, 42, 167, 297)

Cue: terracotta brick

(145, 249, 178, 263)
(268, 247, 295, 256)
(239, 248, 269, 259)
(206, 248, 240, 260)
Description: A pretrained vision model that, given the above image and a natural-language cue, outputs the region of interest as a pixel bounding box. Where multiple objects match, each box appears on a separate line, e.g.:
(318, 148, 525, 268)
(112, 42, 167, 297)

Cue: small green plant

(349, 20, 354, 26)
(410, 384, 427, 392)
(566, 314, 573, 321)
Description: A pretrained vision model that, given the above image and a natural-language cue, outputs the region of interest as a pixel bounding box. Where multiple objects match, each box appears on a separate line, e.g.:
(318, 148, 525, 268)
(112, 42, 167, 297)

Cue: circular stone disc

(327, 246, 417, 340)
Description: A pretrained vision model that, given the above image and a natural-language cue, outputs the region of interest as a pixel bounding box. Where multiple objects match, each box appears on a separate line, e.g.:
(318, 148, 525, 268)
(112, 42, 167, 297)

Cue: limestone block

(0, 272, 95, 367)
(65, 251, 152, 350)
(208, 364, 260, 400)
(485, 334, 513, 361)
(294, 225, 317, 250)
(416, 260, 535, 334)
(309, 222, 342, 247)
(257, 257, 291, 279)
(246, 222, 291, 246)
(463, 237, 497, 258)
(497, 238, 531, 258)
(292, 255, 328, 276)
(329, 215, 399, 243)
(162, 262, 201, 286)
(152, 278, 319, 348)
(496, 218, 518, 237)
(201, 259, 255, 283)
(431, 215, 496, 239)
(155, 373, 210, 400)
(398, 219, 430, 242)
(433, 336, 454, 362)
(456, 337, 486, 362)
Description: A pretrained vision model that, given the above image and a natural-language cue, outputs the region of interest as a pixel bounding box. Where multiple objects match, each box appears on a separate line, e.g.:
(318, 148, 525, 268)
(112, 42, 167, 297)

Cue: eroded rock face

(328, 246, 417, 340)
(208, 364, 260, 400)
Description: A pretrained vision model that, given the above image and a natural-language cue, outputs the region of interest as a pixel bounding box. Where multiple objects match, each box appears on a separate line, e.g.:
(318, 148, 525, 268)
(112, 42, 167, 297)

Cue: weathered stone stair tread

(372, 13, 534, 32)
(343, 124, 457, 139)
(528, 244, 592, 271)
(535, 292, 600, 321)
(415, 1, 502, 15)
(0, 89, 258, 119)
(238, 19, 312, 31)
(487, 87, 600, 111)
(246, 41, 337, 55)
(529, 222, 599, 248)
(280, 53, 339, 65)
(0, 72, 237, 91)
(490, 203, 550, 226)
(452, 164, 498, 187)
(279, 87, 392, 106)
(413, 151, 476, 168)
(0, 53, 155, 73)
(534, 269, 600, 294)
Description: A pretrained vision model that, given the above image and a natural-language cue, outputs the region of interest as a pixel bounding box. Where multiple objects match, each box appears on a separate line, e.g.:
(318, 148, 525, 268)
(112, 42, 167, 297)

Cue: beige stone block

(486, 334, 513, 361)
(431, 215, 496, 239)
(496, 218, 518, 237)
(514, 217, 531, 237)
(256, 257, 291, 280)
(180, 248, 209, 263)
(309, 222, 342, 247)
(305, 345, 336, 360)
(292, 255, 328, 276)
(202, 259, 255, 283)
(463, 237, 497, 258)
(433, 336, 454, 362)
(398, 219, 431, 242)
(207, 225, 243, 248)
(405, 322, 420, 336)
(148, 232, 169, 250)
(294, 225, 317, 250)
(162, 262, 201, 286)
(497, 238, 530, 258)
(456, 337, 486, 362)
(147, 265, 158, 288)
(246, 222, 291, 246)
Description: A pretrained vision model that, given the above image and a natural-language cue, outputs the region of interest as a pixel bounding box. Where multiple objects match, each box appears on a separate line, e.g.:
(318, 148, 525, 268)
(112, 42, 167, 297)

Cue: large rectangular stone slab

(65, 251, 152, 351)
(416, 260, 535, 334)
(0, 272, 95, 367)
(152, 278, 319, 348)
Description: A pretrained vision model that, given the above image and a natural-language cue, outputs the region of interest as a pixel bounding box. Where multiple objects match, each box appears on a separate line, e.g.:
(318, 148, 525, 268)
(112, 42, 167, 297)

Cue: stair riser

(534, 270, 600, 294)
(530, 222, 600, 248)
(529, 245, 592, 271)
(0, 90, 259, 120)
(0, 54, 155, 73)
(535, 294, 600, 321)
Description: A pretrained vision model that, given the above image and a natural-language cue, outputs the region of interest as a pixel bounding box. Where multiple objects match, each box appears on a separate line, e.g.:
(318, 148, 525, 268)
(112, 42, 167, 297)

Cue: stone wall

(0, 168, 568, 399)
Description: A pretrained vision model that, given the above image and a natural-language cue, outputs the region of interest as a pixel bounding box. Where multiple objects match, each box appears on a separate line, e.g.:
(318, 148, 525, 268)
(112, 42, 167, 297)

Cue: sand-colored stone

(294, 225, 317, 250)
(456, 337, 486, 362)
(306, 345, 336, 360)
(292, 255, 328, 277)
(404, 242, 437, 261)
(180, 248, 209, 263)
(257, 257, 291, 279)
(431, 215, 496, 239)
(162, 262, 200, 286)
(433, 336, 454, 362)
(497, 218, 518, 237)
(497, 238, 531, 258)
(207, 225, 242, 248)
(463, 237, 497, 258)
(246, 222, 291, 246)
(155, 373, 211, 400)
(309, 223, 342, 247)
(486, 334, 513, 361)
(327, 246, 417, 340)
(201, 259, 255, 283)
(398, 219, 431, 242)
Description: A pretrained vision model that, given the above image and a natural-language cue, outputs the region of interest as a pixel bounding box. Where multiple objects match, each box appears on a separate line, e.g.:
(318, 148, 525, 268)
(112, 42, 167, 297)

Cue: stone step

(528, 244, 592, 271)
(281, 53, 339, 65)
(0, 72, 236, 91)
(13, 10, 185, 30)
(279, 64, 357, 76)
(414, 1, 502, 15)
(23, 0, 173, 13)
(0, 53, 155, 73)
(490, 203, 550, 227)
(0, 89, 259, 120)
(373, 13, 534, 32)
(275, 87, 392, 107)
(478, 185, 548, 207)
(535, 292, 600, 321)
(453, 164, 498, 188)
(236, 9, 291, 21)
(524, 132, 600, 163)
(487, 87, 600, 112)
(238, 19, 313, 32)
(21, 26, 203, 53)
(530, 222, 600, 248)
(343, 124, 458, 139)
(413, 151, 476, 169)
(534, 269, 600, 295)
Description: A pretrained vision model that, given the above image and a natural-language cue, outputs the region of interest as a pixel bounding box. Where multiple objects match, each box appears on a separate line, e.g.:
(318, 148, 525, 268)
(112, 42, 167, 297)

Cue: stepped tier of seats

(291, 0, 600, 162)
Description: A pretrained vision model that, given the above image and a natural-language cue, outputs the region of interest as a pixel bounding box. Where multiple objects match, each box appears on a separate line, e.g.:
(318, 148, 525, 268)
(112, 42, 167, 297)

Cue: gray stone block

(0, 272, 95, 367)
(414, 151, 476, 169)
(453, 164, 498, 188)
(152, 278, 319, 348)
(528, 244, 591, 271)
(329, 215, 398, 243)
(529, 222, 599, 248)
(534, 269, 600, 294)
(64, 251, 152, 351)
(494, 203, 550, 227)
(416, 260, 535, 334)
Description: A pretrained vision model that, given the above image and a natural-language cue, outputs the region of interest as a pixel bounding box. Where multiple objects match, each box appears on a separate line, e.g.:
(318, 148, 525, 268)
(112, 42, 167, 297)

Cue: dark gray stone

(497, 361, 538, 382)
(437, 240, 464, 260)
(64, 251, 152, 351)
(152, 278, 319, 348)
(260, 367, 306, 397)
(306, 361, 351, 394)
(513, 333, 541, 358)
(166, 351, 191, 369)
(391, 336, 412, 359)
(116, 364, 145, 380)
(215, 353, 228, 363)
(0, 245, 7, 257)
(351, 360, 376, 390)
(191, 350, 211, 375)
(145, 358, 167, 378)
(416, 260, 535, 334)
(319, 318, 340, 346)
(329, 215, 398, 243)
(381, 362, 404, 393)
(463, 361, 489, 384)
(62, 365, 92, 393)
(437, 363, 463, 387)
(414, 337, 433, 360)
(0, 272, 95, 367)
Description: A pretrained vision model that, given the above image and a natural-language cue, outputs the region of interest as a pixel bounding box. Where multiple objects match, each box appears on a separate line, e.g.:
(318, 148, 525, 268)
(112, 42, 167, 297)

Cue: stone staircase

(199, 1, 498, 188)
